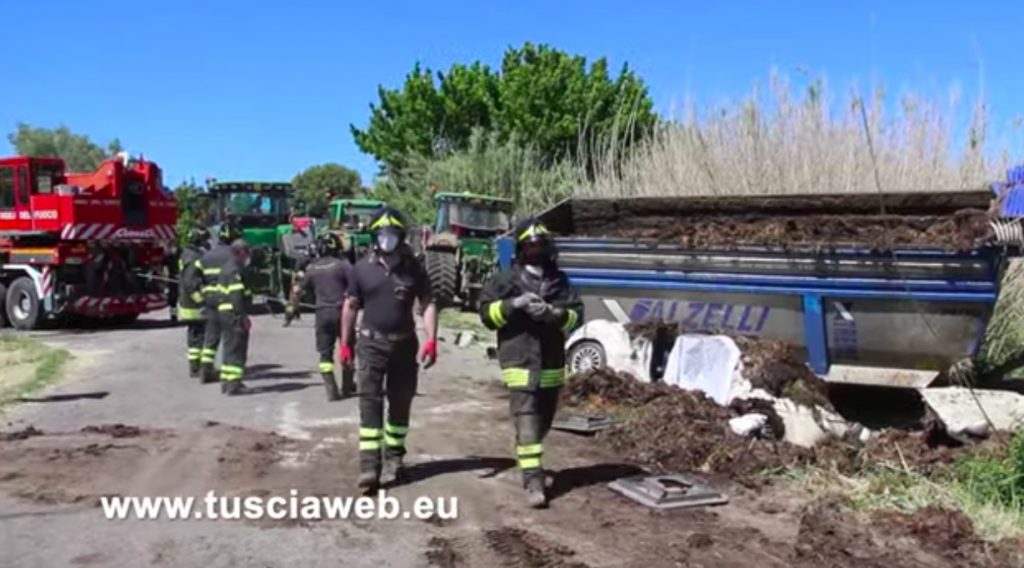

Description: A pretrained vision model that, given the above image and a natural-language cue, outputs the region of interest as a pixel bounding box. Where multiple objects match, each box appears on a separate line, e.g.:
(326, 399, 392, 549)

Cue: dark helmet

(368, 207, 407, 253)
(217, 221, 242, 244)
(514, 218, 555, 266)
(188, 226, 210, 247)
(316, 232, 344, 257)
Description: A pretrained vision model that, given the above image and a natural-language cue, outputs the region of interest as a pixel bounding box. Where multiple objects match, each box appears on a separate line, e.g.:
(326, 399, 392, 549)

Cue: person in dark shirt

(340, 207, 438, 492)
(299, 233, 355, 401)
(479, 218, 583, 508)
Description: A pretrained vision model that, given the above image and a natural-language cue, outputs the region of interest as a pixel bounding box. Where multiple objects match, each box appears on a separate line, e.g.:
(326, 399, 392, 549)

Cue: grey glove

(525, 300, 551, 319)
(511, 292, 542, 310)
(527, 302, 565, 324)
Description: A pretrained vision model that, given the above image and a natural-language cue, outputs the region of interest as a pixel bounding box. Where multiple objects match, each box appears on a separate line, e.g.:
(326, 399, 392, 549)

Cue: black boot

(188, 361, 201, 379)
(223, 381, 253, 396)
(381, 455, 405, 487)
(357, 469, 380, 494)
(321, 372, 340, 401)
(200, 364, 218, 384)
(524, 475, 548, 509)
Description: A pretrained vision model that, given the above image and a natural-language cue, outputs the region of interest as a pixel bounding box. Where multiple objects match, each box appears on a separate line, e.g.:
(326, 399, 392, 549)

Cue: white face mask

(377, 233, 399, 253)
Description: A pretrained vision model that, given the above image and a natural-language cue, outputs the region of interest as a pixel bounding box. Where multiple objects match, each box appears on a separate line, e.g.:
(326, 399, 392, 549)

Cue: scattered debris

(0, 426, 43, 441)
(455, 331, 477, 348)
(551, 414, 621, 434)
(425, 537, 462, 568)
(608, 474, 729, 509)
(733, 337, 832, 410)
(483, 527, 590, 568)
(81, 424, 142, 438)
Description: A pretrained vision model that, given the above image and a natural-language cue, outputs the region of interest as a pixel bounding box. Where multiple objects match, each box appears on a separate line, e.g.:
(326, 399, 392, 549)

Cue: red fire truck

(0, 153, 177, 330)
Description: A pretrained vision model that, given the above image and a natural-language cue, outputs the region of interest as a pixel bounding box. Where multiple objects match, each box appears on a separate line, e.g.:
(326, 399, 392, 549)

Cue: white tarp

(662, 334, 743, 405)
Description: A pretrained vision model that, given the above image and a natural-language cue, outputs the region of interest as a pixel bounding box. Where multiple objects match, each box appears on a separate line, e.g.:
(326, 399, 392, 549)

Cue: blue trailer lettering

(629, 298, 771, 333)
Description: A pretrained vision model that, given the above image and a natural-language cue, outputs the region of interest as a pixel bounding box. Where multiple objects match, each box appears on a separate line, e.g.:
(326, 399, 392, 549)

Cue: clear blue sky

(4, 0, 1022, 187)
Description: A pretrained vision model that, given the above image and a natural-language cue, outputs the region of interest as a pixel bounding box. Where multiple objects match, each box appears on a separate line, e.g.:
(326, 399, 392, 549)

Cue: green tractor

(328, 198, 387, 262)
(422, 192, 513, 310)
(206, 181, 313, 301)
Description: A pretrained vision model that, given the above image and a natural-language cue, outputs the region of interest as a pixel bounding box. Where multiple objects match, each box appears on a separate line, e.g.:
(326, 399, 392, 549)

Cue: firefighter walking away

(293, 232, 356, 401)
(479, 218, 582, 508)
(341, 207, 438, 493)
(179, 227, 211, 378)
(216, 239, 254, 395)
(196, 223, 241, 384)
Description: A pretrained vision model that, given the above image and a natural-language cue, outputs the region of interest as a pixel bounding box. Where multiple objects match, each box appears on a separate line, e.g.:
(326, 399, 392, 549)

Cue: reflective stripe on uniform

(539, 368, 565, 388)
(487, 300, 506, 327)
(187, 348, 201, 361)
(202, 267, 221, 275)
(502, 368, 529, 388)
(563, 309, 579, 332)
(200, 348, 217, 363)
(384, 422, 408, 448)
(218, 303, 234, 312)
(359, 427, 382, 451)
(190, 291, 204, 303)
(516, 443, 543, 470)
(178, 307, 202, 320)
(319, 362, 334, 373)
(222, 283, 245, 293)
(220, 364, 244, 381)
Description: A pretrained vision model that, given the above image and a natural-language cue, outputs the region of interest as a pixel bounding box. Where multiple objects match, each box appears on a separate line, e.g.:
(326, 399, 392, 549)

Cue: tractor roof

(209, 181, 292, 194)
(433, 191, 513, 206)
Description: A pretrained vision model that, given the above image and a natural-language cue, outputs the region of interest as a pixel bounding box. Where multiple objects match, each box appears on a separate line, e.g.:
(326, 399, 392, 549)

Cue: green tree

(291, 163, 363, 216)
(8, 123, 124, 172)
(351, 42, 657, 173)
(172, 179, 210, 245)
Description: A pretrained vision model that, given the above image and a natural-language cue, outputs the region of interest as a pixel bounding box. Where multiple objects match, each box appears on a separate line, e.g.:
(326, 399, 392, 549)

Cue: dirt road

(1, 312, 1020, 568)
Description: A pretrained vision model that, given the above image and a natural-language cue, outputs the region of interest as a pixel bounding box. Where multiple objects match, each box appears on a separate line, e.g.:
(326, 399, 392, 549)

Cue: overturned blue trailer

(497, 172, 1024, 387)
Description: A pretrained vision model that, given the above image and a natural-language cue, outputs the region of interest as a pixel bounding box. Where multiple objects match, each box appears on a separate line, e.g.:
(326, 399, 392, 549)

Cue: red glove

(339, 344, 354, 367)
(419, 339, 437, 369)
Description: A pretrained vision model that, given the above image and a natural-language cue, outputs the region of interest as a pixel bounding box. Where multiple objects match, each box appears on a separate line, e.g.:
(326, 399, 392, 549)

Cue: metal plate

(608, 474, 729, 509)
(551, 414, 621, 434)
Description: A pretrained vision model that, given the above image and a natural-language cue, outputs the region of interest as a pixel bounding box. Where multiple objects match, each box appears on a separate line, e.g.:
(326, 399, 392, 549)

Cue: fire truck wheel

(6, 277, 41, 331)
(0, 283, 7, 328)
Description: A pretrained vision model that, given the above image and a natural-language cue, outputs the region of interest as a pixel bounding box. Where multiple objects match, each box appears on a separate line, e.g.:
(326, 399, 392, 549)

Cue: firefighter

(179, 227, 211, 378)
(340, 207, 438, 492)
(297, 232, 355, 401)
(478, 218, 583, 508)
(196, 222, 241, 384)
(216, 239, 254, 395)
(283, 241, 318, 327)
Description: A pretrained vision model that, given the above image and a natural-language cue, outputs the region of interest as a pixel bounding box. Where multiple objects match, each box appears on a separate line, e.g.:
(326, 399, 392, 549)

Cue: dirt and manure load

(542, 190, 996, 250)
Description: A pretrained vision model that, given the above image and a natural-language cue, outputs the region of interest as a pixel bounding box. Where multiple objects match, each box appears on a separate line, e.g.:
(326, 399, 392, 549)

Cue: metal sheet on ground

(609, 474, 729, 509)
(551, 414, 621, 434)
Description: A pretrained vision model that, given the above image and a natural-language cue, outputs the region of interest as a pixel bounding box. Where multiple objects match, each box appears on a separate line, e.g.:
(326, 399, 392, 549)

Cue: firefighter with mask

(298, 232, 356, 401)
(179, 227, 211, 378)
(341, 207, 438, 492)
(196, 222, 242, 384)
(479, 218, 583, 508)
(216, 239, 254, 395)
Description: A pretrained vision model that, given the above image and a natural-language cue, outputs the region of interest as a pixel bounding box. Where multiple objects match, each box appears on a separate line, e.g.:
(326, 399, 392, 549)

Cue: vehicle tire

(109, 313, 141, 326)
(567, 340, 606, 375)
(424, 250, 458, 309)
(6, 277, 42, 331)
(0, 283, 8, 328)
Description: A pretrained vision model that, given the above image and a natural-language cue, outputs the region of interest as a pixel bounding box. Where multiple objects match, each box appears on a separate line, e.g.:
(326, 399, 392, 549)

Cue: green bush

(955, 429, 1024, 509)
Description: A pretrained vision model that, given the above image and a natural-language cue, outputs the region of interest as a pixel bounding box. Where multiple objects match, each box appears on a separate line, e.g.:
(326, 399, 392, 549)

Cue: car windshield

(448, 202, 510, 231)
(221, 192, 288, 217)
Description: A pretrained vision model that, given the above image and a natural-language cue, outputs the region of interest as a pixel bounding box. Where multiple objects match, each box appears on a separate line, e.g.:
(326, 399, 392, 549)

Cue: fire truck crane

(0, 153, 178, 330)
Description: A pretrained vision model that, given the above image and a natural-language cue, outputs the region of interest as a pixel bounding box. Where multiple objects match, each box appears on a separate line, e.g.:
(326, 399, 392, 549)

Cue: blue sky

(4, 1, 1022, 187)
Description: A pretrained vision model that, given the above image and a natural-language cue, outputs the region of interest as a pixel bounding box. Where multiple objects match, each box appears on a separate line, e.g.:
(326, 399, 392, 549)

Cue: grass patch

(0, 332, 72, 405)
(779, 430, 1024, 541)
(439, 309, 491, 336)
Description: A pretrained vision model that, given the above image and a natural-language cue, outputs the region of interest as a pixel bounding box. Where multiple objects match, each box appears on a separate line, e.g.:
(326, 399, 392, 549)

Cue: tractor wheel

(424, 250, 458, 309)
(6, 277, 42, 331)
(0, 282, 8, 328)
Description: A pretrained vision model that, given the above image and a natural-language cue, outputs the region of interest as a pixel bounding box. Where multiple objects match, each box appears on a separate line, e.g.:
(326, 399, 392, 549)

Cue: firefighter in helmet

(296, 232, 356, 400)
(179, 226, 211, 378)
(478, 218, 583, 508)
(341, 207, 438, 492)
(216, 238, 254, 395)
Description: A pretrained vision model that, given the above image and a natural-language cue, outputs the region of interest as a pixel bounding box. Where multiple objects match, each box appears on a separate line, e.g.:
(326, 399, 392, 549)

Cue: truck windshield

(448, 202, 510, 231)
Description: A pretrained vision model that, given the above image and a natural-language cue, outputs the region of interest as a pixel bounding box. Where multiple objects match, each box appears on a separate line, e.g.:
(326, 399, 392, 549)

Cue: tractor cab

(329, 198, 387, 261)
(432, 192, 513, 238)
(208, 181, 291, 230)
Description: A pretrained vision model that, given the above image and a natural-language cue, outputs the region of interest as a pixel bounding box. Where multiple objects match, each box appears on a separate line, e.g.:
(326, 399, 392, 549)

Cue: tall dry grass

(580, 72, 1011, 199)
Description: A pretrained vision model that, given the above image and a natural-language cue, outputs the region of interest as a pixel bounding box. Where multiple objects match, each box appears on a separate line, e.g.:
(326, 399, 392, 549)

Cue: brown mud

(564, 193, 995, 251)
(0, 426, 44, 441)
(80, 424, 143, 438)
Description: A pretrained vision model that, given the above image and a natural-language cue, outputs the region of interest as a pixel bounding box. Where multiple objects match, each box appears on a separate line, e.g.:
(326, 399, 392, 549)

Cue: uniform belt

(358, 328, 414, 341)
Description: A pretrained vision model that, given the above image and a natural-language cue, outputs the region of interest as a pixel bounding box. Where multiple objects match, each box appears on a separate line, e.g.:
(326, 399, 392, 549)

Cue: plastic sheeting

(662, 334, 743, 405)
